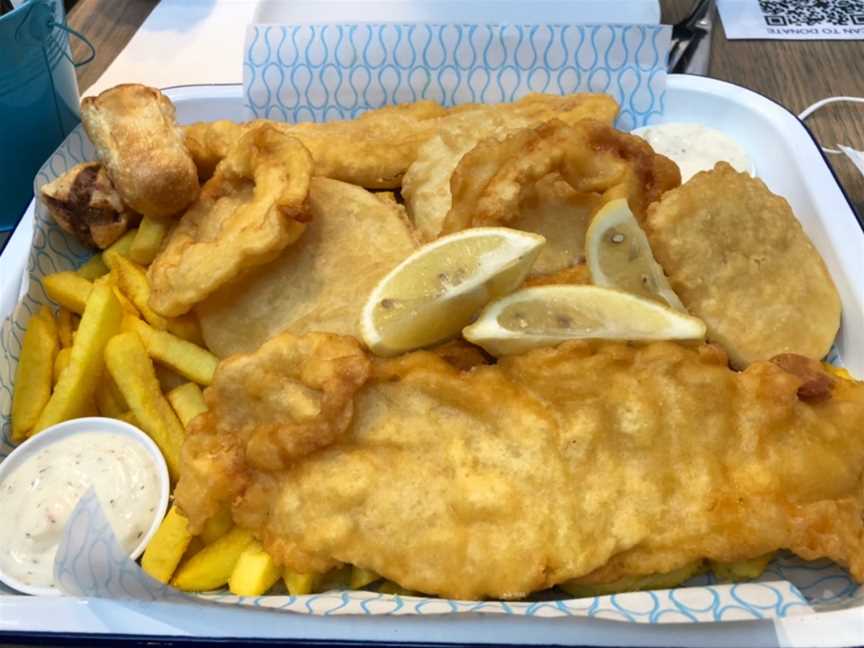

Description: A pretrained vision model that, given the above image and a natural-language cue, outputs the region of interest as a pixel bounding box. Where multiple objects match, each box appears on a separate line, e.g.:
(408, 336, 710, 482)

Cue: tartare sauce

(632, 123, 754, 182)
(0, 432, 160, 590)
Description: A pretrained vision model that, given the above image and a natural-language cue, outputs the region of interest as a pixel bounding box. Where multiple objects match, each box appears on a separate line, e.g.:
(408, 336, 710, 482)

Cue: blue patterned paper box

(244, 23, 669, 130)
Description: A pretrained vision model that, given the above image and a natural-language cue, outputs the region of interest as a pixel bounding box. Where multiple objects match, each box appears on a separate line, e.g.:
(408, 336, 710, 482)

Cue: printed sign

(717, 0, 864, 39)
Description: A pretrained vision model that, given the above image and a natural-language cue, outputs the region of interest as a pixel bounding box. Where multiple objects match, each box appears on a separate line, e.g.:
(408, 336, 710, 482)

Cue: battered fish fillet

(183, 101, 447, 188)
(402, 93, 618, 241)
(175, 333, 371, 527)
(183, 120, 243, 181)
(184, 94, 617, 191)
(646, 163, 842, 369)
(148, 124, 313, 317)
(196, 178, 417, 357)
(441, 119, 680, 280)
(176, 333, 864, 601)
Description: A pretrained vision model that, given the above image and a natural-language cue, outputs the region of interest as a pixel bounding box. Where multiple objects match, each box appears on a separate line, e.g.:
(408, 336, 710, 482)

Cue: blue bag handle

(14, 0, 95, 67)
(50, 20, 95, 67)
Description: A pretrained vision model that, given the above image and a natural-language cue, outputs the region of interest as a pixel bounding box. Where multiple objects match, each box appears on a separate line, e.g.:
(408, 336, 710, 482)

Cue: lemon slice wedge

(586, 198, 685, 311)
(361, 227, 545, 356)
(462, 285, 706, 356)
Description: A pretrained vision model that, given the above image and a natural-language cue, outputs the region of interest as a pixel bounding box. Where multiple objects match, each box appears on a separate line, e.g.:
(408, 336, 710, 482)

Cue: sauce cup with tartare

(0, 417, 170, 596)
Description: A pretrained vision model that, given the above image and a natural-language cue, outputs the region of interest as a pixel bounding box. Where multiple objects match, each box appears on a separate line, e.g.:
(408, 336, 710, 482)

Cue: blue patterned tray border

(54, 491, 826, 624)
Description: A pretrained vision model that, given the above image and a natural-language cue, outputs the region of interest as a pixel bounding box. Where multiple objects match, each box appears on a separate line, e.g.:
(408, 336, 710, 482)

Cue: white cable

(798, 96, 864, 155)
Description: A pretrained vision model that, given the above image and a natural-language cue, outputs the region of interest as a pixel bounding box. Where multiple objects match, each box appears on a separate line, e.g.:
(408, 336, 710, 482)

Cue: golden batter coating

(196, 177, 417, 358)
(176, 334, 864, 600)
(646, 162, 841, 368)
(147, 124, 313, 317)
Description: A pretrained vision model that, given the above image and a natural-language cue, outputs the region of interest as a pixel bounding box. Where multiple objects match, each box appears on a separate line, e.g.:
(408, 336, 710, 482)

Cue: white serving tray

(1, 75, 863, 647)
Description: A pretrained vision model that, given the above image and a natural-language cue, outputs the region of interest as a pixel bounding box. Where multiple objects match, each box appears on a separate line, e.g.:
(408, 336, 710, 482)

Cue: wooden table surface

(66, 0, 864, 225)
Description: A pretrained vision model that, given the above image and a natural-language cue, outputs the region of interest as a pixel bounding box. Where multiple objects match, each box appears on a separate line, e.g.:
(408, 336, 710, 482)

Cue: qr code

(759, 0, 864, 25)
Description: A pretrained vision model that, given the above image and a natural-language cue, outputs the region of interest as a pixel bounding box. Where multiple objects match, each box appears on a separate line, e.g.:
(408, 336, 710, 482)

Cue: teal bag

(0, 0, 94, 231)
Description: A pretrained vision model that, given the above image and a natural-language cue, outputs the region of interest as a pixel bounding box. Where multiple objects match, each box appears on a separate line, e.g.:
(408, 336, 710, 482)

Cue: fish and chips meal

(4, 82, 863, 601)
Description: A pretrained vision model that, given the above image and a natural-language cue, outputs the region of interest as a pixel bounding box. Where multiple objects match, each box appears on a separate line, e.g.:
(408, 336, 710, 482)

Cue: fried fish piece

(148, 124, 313, 317)
(402, 93, 618, 241)
(184, 94, 617, 193)
(39, 162, 136, 249)
(176, 333, 864, 600)
(646, 163, 842, 368)
(196, 177, 417, 357)
(443, 119, 680, 233)
(81, 84, 199, 218)
(173, 333, 370, 527)
(271, 100, 448, 189)
(440, 119, 680, 280)
(183, 120, 243, 181)
(184, 101, 449, 189)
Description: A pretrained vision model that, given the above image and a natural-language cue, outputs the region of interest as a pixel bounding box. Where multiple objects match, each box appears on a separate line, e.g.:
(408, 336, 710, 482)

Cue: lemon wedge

(462, 285, 706, 356)
(361, 227, 545, 356)
(586, 198, 685, 311)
